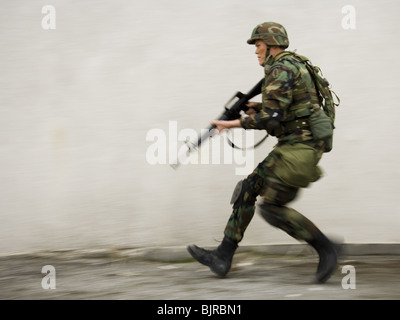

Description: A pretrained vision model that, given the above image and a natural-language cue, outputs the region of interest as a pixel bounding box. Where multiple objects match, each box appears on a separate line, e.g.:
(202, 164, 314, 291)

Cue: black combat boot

(308, 233, 341, 283)
(187, 237, 238, 277)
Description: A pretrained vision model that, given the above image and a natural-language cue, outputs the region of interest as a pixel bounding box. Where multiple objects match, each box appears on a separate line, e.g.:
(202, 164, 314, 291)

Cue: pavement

(1, 243, 400, 301)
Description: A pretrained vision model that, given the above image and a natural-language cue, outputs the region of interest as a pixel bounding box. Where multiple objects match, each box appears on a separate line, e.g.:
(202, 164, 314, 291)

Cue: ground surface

(1, 249, 399, 300)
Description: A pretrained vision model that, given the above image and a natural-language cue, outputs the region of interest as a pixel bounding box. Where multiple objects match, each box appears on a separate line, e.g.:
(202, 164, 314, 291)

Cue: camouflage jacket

(240, 51, 320, 145)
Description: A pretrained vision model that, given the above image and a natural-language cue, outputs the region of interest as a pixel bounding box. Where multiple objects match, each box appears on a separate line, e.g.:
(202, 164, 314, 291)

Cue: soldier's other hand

(245, 107, 257, 115)
(210, 120, 241, 133)
(245, 101, 260, 115)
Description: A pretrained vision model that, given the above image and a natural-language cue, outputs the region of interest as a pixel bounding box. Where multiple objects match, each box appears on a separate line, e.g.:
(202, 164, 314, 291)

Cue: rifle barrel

(170, 78, 263, 170)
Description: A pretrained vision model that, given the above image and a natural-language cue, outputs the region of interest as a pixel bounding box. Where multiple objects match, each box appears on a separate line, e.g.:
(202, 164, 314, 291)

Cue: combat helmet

(247, 22, 289, 48)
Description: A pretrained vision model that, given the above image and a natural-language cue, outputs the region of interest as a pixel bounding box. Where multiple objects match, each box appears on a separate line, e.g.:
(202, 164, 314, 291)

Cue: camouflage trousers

(224, 143, 324, 244)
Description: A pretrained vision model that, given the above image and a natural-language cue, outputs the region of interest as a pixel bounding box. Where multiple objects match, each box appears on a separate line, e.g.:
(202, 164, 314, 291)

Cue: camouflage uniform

(188, 22, 340, 283)
(225, 49, 325, 244)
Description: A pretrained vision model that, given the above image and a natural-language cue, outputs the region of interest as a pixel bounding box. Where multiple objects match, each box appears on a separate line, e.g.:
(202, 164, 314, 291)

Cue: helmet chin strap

(263, 46, 274, 72)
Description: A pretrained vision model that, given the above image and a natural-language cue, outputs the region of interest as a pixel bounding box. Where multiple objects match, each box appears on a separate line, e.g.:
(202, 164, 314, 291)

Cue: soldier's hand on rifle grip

(245, 101, 262, 115)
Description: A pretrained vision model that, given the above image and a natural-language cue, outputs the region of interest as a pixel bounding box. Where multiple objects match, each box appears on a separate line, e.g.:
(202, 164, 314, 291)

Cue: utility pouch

(308, 108, 334, 152)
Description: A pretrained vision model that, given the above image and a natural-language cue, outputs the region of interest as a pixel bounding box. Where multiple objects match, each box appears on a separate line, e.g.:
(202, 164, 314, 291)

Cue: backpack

(284, 51, 340, 152)
(292, 53, 340, 125)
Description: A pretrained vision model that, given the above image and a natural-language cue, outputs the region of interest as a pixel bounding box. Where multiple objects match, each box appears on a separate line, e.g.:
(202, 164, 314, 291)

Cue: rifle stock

(171, 79, 263, 169)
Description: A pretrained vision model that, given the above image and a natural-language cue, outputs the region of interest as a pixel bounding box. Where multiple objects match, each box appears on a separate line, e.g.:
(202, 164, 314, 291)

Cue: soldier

(187, 22, 341, 283)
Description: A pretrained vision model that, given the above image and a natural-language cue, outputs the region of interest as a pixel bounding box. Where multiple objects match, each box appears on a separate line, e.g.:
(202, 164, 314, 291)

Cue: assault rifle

(170, 78, 263, 169)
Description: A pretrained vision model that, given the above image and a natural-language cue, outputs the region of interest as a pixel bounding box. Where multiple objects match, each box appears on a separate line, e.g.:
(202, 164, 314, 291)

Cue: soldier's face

(254, 40, 267, 66)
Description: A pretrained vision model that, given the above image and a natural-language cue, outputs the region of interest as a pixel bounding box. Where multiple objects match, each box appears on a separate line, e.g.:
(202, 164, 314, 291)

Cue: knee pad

(230, 173, 264, 209)
(230, 180, 244, 206)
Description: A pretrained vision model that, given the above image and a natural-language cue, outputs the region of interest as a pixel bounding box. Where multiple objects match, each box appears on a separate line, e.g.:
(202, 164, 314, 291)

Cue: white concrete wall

(1, 0, 399, 255)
